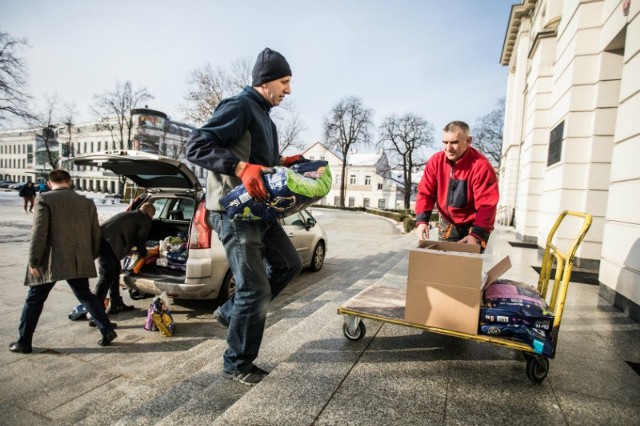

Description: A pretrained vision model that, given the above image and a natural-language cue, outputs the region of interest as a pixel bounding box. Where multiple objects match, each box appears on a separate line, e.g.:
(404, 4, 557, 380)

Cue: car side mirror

(305, 217, 316, 229)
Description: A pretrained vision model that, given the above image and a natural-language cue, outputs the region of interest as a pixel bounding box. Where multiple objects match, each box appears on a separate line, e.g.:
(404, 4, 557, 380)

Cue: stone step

(68, 237, 413, 424)
(208, 246, 413, 424)
(128, 241, 413, 424)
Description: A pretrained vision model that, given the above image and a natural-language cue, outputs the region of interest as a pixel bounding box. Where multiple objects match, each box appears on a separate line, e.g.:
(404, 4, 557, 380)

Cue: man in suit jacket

(9, 169, 118, 354)
(94, 202, 155, 315)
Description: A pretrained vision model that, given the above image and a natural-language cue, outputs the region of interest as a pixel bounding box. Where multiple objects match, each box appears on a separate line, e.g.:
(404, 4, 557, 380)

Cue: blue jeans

(17, 278, 115, 348)
(210, 212, 302, 373)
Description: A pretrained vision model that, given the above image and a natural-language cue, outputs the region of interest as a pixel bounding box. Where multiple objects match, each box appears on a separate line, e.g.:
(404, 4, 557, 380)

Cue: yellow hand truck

(337, 211, 592, 383)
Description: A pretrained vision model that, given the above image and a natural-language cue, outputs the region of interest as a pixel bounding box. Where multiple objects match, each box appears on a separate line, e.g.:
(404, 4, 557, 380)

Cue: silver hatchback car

(69, 150, 328, 305)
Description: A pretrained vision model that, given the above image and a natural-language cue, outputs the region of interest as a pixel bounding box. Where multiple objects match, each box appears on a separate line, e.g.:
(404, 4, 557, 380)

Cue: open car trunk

(123, 196, 196, 284)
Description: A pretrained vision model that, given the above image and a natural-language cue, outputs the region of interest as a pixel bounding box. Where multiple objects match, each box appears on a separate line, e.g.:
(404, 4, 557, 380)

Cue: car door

(281, 211, 314, 264)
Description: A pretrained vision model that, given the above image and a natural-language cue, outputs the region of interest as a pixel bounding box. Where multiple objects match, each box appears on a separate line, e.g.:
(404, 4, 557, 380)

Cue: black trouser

(95, 238, 123, 306)
(18, 278, 114, 347)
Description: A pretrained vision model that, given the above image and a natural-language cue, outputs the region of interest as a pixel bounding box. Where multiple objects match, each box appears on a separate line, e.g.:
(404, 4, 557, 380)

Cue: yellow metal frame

(337, 210, 593, 358)
(535, 210, 592, 353)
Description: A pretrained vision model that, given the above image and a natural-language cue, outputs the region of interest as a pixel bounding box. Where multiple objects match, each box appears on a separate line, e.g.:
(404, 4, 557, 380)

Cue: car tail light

(189, 198, 212, 249)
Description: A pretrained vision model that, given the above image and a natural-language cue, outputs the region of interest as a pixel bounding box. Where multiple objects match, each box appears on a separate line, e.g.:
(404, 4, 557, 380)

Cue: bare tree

(29, 94, 62, 170)
(273, 104, 307, 154)
(378, 113, 435, 209)
(181, 58, 251, 125)
(182, 57, 307, 153)
(0, 30, 33, 127)
(92, 80, 154, 150)
(323, 96, 373, 207)
(60, 101, 79, 158)
(473, 97, 505, 166)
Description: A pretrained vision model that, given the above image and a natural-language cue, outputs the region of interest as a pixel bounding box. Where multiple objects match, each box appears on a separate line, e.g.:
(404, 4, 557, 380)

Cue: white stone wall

(501, 0, 640, 316)
(599, 0, 640, 309)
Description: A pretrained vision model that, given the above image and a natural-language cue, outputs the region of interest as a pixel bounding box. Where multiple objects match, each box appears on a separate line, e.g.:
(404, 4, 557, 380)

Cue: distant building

(500, 0, 639, 320)
(303, 142, 402, 209)
(0, 108, 199, 194)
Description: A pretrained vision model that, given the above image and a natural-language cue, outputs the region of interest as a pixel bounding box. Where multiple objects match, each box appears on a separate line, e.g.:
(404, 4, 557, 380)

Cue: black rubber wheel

(308, 241, 325, 272)
(525, 353, 549, 383)
(129, 289, 151, 300)
(343, 321, 366, 341)
(217, 269, 236, 305)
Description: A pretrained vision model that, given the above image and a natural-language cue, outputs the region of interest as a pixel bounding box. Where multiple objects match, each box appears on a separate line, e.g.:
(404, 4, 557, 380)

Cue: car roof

(67, 150, 202, 191)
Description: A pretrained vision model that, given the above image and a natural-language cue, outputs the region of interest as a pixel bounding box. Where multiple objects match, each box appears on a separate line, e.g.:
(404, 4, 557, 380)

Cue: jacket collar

(243, 86, 273, 113)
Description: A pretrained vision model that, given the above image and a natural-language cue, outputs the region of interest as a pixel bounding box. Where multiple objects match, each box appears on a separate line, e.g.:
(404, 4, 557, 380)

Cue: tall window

(349, 175, 356, 184)
(547, 121, 564, 166)
(365, 175, 371, 185)
(348, 197, 355, 207)
(378, 199, 386, 209)
(377, 183, 383, 190)
(363, 198, 370, 207)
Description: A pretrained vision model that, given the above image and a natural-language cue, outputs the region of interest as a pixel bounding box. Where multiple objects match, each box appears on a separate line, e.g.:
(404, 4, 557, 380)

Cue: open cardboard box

(404, 241, 511, 335)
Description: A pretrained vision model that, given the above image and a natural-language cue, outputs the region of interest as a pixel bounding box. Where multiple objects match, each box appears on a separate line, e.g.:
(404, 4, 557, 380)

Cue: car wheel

(308, 241, 325, 272)
(217, 269, 237, 305)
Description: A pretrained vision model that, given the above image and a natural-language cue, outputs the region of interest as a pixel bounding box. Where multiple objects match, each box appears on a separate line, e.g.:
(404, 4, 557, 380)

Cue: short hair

(443, 121, 470, 135)
(139, 202, 156, 216)
(48, 169, 72, 183)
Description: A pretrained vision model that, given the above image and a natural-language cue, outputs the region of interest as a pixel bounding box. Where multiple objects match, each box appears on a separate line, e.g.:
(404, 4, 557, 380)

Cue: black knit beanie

(251, 47, 292, 86)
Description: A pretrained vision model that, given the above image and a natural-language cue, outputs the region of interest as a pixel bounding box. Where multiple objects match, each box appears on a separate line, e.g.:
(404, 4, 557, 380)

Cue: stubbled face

(260, 76, 292, 106)
(442, 129, 471, 162)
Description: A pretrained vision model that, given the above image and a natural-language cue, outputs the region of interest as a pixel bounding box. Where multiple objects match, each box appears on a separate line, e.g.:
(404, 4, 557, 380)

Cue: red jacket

(415, 146, 498, 243)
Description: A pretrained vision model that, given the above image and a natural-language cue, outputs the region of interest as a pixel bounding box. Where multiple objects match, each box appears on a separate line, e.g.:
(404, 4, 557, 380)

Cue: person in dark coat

(9, 169, 117, 354)
(19, 181, 37, 212)
(185, 47, 303, 386)
(94, 202, 155, 315)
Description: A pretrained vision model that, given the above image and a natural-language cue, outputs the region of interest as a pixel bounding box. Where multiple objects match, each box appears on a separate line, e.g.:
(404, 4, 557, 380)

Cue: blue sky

(2, 0, 518, 146)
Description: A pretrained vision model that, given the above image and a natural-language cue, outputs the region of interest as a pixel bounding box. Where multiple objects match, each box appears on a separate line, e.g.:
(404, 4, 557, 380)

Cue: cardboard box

(404, 241, 511, 335)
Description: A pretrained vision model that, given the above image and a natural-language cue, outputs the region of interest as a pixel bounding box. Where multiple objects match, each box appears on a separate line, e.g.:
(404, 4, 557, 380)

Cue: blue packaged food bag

(220, 160, 332, 221)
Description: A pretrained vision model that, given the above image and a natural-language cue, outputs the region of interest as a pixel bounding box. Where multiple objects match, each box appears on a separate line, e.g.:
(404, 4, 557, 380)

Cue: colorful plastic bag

(220, 160, 332, 221)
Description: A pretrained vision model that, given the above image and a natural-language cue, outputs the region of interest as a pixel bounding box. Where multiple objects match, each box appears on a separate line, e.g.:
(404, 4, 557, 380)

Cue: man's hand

(459, 235, 480, 245)
(416, 223, 429, 241)
(236, 161, 271, 202)
(29, 265, 41, 279)
(280, 154, 307, 167)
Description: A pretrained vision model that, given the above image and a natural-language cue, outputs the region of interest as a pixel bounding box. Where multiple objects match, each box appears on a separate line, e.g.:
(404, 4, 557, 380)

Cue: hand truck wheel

(343, 320, 366, 341)
(524, 353, 549, 383)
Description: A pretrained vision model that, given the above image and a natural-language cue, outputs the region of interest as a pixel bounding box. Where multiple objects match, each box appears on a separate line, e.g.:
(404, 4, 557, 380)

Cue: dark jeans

(210, 212, 303, 374)
(22, 196, 35, 212)
(17, 278, 115, 347)
(95, 238, 123, 305)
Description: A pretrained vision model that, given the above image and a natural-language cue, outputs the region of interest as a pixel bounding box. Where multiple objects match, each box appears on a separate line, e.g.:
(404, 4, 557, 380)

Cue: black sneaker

(89, 319, 118, 328)
(222, 364, 269, 386)
(213, 308, 229, 328)
(108, 303, 135, 314)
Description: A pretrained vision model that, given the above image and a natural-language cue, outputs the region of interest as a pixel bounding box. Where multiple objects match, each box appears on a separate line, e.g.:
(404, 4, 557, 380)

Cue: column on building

(599, 0, 640, 320)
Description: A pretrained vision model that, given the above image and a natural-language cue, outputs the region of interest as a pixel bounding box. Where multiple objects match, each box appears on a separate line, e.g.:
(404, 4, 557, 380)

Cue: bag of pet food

(144, 295, 175, 337)
(479, 279, 555, 355)
(220, 160, 332, 221)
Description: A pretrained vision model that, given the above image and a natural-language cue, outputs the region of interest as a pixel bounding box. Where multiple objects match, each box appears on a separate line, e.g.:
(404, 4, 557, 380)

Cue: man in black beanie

(185, 48, 304, 386)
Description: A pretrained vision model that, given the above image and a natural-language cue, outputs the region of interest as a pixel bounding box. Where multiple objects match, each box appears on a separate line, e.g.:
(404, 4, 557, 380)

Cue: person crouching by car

(91, 202, 156, 321)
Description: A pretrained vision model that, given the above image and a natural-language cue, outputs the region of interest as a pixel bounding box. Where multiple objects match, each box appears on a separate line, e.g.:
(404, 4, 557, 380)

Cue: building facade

(500, 0, 639, 320)
(0, 109, 199, 193)
(303, 142, 402, 209)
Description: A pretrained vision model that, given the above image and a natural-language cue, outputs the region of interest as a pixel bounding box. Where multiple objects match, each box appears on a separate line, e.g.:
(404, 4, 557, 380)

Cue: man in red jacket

(415, 121, 498, 250)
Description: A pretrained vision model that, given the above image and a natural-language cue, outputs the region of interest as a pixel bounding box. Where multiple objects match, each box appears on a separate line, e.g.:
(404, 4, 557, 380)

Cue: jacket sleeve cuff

(470, 226, 490, 247)
(415, 212, 430, 224)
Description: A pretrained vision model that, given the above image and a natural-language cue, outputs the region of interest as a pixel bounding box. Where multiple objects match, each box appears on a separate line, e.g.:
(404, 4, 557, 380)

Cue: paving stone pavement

(0, 190, 638, 425)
